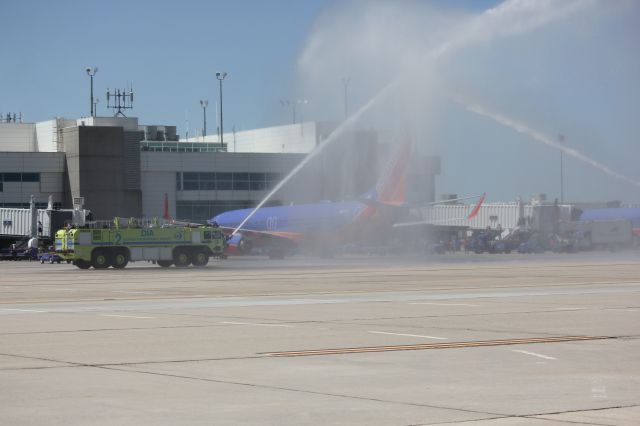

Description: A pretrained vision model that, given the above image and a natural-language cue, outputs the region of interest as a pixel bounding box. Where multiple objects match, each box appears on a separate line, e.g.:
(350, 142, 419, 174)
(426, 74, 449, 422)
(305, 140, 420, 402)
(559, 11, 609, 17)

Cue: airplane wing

(393, 217, 471, 228)
(393, 193, 486, 228)
(405, 193, 486, 208)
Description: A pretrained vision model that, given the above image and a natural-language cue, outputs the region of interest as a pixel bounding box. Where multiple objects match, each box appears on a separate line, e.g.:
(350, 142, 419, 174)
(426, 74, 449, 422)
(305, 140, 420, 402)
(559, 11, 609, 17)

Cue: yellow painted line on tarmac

(264, 335, 614, 357)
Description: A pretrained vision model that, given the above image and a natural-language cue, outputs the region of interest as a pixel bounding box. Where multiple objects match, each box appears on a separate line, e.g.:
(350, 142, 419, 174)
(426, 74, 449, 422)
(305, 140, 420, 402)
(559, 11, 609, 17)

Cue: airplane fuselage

(212, 201, 367, 238)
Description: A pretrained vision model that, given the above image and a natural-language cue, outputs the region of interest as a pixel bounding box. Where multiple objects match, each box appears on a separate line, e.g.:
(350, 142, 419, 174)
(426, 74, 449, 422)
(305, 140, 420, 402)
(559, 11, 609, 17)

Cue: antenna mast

(1, 112, 22, 123)
(106, 84, 134, 117)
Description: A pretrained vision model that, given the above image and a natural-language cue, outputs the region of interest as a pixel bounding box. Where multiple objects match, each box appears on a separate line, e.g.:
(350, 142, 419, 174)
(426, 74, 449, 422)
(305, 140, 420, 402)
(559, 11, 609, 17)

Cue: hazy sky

(2, 0, 638, 203)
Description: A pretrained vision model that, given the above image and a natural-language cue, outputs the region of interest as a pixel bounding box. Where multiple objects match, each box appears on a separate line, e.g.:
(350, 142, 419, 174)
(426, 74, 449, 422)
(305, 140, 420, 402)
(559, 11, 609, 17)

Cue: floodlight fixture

(200, 100, 208, 137)
(216, 72, 228, 145)
(85, 67, 98, 116)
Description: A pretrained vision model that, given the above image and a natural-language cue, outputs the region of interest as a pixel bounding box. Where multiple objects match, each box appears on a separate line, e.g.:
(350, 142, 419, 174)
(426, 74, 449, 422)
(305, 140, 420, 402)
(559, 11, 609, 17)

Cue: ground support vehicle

(468, 231, 500, 254)
(518, 239, 544, 254)
(580, 219, 633, 251)
(492, 229, 532, 254)
(56, 220, 226, 269)
(0, 245, 38, 261)
(39, 252, 63, 264)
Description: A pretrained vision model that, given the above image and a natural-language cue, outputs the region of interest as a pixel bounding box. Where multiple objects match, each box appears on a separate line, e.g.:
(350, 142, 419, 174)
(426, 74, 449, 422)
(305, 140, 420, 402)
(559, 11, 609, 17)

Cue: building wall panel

(140, 171, 175, 218)
(0, 152, 65, 172)
(0, 124, 36, 151)
(40, 172, 64, 193)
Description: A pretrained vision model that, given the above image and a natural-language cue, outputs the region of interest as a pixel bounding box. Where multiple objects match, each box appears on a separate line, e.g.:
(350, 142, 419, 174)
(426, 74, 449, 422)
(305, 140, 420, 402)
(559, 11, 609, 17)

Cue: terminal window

(0, 173, 41, 191)
(176, 172, 281, 192)
(0, 173, 41, 183)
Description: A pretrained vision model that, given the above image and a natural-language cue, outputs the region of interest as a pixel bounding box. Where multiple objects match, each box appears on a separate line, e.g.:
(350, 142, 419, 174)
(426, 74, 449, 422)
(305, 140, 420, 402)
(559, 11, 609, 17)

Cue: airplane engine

(225, 233, 252, 255)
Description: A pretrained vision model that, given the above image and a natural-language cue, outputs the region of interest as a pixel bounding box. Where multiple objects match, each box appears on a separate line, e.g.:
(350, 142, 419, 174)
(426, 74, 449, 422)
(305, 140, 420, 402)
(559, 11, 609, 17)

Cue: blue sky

(2, 1, 639, 203)
(1, 0, 327, 130)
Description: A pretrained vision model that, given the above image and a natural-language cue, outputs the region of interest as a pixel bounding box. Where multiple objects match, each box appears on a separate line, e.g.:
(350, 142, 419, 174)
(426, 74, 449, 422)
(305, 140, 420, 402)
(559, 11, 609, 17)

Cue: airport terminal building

(0, 116, 440, 223)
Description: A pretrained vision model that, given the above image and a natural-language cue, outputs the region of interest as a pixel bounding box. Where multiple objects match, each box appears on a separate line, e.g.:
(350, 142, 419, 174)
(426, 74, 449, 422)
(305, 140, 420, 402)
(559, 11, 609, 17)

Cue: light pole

(200, 100, 208, 137)
(296, 99, 308, 124)
(85, 67, 98, 117)
(341, 77, 350, 120)
(280, 100, 293, 123)
(216, 71, 227, 145)
(280, 99, 308, 124)
(558, 133, 565, 203)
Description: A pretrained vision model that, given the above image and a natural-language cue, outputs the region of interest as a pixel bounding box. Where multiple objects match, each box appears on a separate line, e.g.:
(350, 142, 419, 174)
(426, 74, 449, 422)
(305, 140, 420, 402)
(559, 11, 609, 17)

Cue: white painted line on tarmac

(510, 349, 556, 360)
(410, 302, 479, 307)
(369, 331, 448, 340)
(2, 308, 47, 313)
(554, 307, 586, 311)
(112, 291, 156, 295)
(603, 308, 638, 312)
(220, 321, 294, 328)
(52, 288, 76, 291)
(100, 314, 156, 319)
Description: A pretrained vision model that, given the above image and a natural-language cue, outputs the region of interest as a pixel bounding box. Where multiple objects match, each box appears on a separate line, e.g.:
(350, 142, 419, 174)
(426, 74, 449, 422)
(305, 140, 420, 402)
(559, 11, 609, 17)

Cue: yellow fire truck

(55, 218, 226, 269)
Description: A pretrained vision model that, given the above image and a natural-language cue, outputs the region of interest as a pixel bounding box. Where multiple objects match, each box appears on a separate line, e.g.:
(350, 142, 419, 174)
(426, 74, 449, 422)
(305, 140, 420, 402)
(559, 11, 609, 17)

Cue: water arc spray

(231, 0, 591, 235)
(457, 99, 640, 190)
(231, 81, 398, 235)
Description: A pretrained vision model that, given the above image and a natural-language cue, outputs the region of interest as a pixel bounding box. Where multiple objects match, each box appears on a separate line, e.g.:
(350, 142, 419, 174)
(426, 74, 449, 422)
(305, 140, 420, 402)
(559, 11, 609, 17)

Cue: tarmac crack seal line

(262, 335, 615, 357)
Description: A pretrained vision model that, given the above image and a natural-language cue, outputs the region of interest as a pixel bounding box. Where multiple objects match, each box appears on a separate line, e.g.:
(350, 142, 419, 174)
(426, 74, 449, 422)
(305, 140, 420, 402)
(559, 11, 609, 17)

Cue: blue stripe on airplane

(90, 241, 182, 246)
(209, 201, 366, 233)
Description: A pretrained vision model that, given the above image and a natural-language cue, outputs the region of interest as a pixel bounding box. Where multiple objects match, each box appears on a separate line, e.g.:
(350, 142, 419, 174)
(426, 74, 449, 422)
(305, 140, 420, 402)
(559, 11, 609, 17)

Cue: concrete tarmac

(0, 252, 639, 425)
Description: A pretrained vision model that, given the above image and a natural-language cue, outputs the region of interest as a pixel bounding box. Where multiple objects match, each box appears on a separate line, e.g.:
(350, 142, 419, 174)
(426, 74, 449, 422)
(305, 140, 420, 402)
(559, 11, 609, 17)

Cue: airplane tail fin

(163, 193, 172, 220)
(361, 138, 413, 207)
(467, 193, 486, 220)
(161, 193, 203, 227)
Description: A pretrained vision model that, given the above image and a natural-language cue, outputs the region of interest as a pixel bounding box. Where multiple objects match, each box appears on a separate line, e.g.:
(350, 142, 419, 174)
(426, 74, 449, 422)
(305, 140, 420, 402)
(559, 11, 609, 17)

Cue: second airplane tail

(467, 193, 486, 220)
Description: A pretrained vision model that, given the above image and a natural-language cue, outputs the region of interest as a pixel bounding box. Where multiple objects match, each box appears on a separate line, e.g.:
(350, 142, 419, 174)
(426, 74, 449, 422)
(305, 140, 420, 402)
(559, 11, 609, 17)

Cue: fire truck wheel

(192, 249, 209, 267)
(91, 249, 111, 269)
(112, 250, 129, 269)
(173, 248, 191, 268)
(157, 260, 173, 268)
(75, 260, 91, 269)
